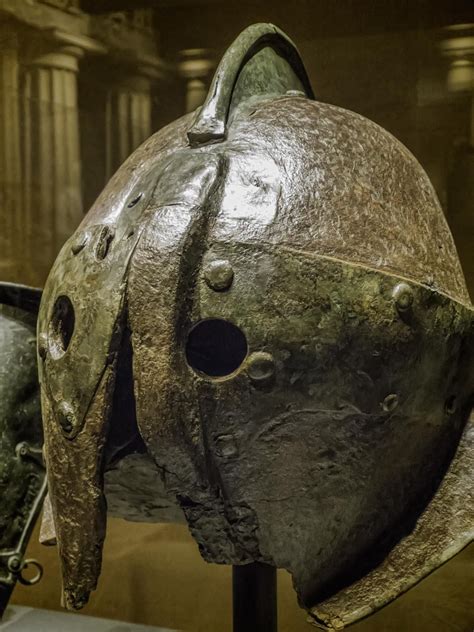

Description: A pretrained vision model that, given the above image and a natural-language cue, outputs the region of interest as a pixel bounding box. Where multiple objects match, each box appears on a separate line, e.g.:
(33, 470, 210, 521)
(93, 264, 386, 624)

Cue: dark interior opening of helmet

(185, 318, 247, 377)
(49, 295, 75, 357)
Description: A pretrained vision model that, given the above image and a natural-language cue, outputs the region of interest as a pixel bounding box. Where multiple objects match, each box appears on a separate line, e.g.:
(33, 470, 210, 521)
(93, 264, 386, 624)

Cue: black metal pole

(0, 584, 14, 620)
(232, 563, 277, 632)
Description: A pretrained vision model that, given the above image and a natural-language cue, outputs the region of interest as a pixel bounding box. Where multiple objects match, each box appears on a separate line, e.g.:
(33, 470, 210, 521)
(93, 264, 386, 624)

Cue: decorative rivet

(392, 282, 413, 312)
(214, 434, 238, 458)
(95, 225, 115, 261)
(286, 89, 305, 97)
(247, 351, 275, 384)
(71, 231, 90, 255)
(382, 393, 399, 412)
(38, 333, 48, 360)
(204, 259, 234, 291)
(57, 401, 75, 436)
(17, 443, 28, 458)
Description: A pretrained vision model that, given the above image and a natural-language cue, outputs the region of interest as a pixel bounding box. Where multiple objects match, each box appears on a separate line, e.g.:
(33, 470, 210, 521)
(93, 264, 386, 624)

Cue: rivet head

(382, 393, 399, 412)
(204, 259, 234, 291)
(38, 333, 48, 360)
(392, 282, 413, 311)
(71, 231, 90, 255)
(214, 434, 238, 458)
(286, 89, 305, 97)
(57, 401, 75, 436)
(247, 352, 275, 384)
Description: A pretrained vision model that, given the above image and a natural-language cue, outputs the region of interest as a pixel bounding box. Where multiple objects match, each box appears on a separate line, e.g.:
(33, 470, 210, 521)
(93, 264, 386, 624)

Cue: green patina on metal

(37, 23, 473, 629)
(0, 284, 45, 618)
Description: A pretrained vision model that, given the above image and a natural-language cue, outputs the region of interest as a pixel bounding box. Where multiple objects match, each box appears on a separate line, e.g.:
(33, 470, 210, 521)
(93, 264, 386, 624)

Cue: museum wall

(1, 1, 474, 631)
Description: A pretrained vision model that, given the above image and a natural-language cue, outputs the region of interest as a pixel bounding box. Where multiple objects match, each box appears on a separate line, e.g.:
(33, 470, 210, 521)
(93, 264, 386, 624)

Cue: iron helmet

(37, 24, 473, 629)
(0, 283, 45, 616)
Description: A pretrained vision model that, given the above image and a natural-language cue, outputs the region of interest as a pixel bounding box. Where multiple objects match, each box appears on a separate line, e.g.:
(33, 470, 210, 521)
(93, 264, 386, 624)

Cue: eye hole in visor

(185, 318, 247, 378)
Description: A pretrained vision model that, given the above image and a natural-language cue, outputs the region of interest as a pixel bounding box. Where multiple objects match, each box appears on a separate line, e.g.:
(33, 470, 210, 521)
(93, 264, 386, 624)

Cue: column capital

(23, 26, 107, 72)
(135, 54, 170, 82)
(177, 48, 215, 113)
(440, 24, 474, 59)
(177, 48, 214, 81)
(48, 28, 107, 55)
(440, 24, 474, 93)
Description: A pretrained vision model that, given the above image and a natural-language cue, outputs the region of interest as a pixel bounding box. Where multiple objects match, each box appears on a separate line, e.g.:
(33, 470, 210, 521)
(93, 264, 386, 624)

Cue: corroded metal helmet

(0, 283, 45, 616)
(38, 24, 473, 628)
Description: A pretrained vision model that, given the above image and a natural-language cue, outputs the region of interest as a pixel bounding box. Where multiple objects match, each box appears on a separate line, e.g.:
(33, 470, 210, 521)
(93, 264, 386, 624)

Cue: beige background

(1, 1, 473, 630)
(12, 524, 474, 632)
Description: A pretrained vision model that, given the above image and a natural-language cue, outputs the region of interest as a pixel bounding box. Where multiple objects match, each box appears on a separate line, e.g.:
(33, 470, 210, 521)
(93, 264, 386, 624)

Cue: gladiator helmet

(37, 24, 473, 629)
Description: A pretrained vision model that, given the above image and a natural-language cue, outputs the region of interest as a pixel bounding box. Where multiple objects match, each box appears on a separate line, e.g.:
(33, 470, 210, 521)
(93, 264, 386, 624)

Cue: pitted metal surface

(37, 23, 473, 627)
(0, 287, 45, 618)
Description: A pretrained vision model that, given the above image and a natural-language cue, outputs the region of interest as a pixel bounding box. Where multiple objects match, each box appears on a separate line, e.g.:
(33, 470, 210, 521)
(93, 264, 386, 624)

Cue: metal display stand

(233, 563, 277, 632)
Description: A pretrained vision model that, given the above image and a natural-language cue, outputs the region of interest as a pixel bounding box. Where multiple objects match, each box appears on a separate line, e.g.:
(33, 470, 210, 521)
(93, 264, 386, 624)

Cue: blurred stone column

(22, 40, 84, 283)
(441, 24, 474, 141)
(440, 24, 474, 300)
(178, 49, 214, 113)
(0, 28, 22, 279)
(105, 66, 158, 179)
